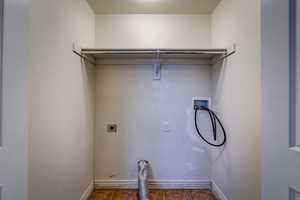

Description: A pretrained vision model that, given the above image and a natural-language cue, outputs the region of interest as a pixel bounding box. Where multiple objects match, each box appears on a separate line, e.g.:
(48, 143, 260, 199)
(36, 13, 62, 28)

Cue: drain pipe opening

(138, 160, 150, 200)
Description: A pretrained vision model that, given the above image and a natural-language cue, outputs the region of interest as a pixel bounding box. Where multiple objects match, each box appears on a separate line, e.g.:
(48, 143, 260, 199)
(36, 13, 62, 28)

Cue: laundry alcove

(72, 45, 235, 187)
(28, 1, 261, 200)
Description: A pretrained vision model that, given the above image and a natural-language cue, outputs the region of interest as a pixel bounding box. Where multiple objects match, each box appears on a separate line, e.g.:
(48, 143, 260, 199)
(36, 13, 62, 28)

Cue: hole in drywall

(107, 124, 118, 133)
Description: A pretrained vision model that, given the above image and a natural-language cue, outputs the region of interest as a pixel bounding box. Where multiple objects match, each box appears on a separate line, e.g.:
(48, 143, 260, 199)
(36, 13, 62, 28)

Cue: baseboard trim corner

(80, 182, 94, 200)
(211, 181, 229, 200)
(94, 179, 211, 190)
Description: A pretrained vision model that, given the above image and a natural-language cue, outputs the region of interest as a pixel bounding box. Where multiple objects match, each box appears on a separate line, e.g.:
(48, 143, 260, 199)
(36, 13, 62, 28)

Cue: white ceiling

(87, 0, 221, 15)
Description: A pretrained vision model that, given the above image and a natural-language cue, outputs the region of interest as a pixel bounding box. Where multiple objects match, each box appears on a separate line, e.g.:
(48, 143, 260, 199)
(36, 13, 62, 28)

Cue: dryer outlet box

(107, 124, 118, 133)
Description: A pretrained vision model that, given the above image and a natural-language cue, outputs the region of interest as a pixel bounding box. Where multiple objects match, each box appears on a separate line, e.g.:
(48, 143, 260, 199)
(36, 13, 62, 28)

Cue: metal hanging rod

(76, 48, 236, 65)
(74, 47, 236, 64)
(80, 48, 228, 55)
(73, 47, 236, 80)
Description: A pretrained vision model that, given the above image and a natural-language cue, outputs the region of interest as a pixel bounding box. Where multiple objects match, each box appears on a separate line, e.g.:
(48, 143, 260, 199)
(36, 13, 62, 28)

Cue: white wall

(95, 15, 212, 49)
(0, 0, 29, 199)
(211, 0, 261, 200)
(29, 0, 95, 199)
(93, 14, 215, 185)
(94, 61, 213, 183)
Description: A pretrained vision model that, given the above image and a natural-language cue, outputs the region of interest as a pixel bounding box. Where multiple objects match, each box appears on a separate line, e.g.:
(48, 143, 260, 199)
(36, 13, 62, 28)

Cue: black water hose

(194, 106, 227, 147)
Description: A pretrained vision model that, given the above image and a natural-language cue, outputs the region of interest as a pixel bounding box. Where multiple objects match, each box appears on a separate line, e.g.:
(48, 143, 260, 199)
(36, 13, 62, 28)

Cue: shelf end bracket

(153, 50, 161, 80)
(212, 44, 237, 65)
(72, 42, 96, 65)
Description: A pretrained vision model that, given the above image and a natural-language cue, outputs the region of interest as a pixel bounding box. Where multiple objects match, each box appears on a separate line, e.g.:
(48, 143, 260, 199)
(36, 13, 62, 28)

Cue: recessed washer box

(193, 97, 211, 109)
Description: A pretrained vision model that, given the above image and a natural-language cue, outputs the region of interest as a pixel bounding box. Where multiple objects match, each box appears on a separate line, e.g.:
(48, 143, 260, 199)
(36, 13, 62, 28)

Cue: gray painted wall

(94, 62, 213, 182)
(262, 0, 300, 199)
(93, 14, 215, 185)
(0, 0, 29, 199)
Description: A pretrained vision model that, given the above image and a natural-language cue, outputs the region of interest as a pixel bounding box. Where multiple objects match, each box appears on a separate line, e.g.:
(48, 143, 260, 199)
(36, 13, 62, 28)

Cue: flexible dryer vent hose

(138, 160, 150, 200)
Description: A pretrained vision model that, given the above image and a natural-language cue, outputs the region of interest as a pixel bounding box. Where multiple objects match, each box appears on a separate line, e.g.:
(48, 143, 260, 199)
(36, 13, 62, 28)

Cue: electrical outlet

(107, 124, 118, 133)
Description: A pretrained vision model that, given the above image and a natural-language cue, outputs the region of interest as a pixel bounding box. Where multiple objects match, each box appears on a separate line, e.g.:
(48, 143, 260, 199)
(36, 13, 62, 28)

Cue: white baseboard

(95, 180, 137, 189)
(212, 181, 229, 200)
(94, 179, 211, 190)
(80, 182, 94, 200)
(148, 180, 211, 189)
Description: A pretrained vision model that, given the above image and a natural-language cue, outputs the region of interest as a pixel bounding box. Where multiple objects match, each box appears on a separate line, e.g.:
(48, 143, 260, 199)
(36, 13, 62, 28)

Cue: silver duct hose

(138, 160, 150, 200)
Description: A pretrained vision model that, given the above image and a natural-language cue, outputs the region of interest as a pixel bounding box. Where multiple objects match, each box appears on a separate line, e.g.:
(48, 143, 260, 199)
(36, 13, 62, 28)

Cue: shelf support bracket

(72, 43, 96, 65)
(153, 50, 161, 80)
(212, 44, 236, 65)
